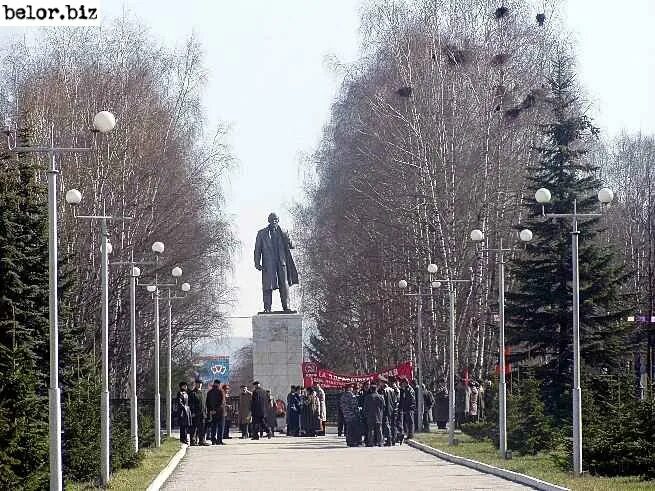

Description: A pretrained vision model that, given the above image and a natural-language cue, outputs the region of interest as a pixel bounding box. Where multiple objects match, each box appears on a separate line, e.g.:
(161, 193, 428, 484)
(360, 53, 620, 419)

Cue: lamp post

(470, 227, 533, 459)
(535, 186, 614, 476)
(65, 190, 131, 486)
(166, 280, 191, 436)
(4, 111, 115, 491)
(408, 271, 469, 446)
(165, 266, 184, 437)
(397, 277, 427, 432)
(109, 254, 156, 454)
(140, 248, 184, 446)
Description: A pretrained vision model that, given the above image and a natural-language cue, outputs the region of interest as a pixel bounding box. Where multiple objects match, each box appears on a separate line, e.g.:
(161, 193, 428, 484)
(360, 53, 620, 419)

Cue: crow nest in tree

(536, 13, 546, 26)
(396, 86, 412, 98)
(494, 6, 509, 19)
(491, 53, 509, 66)
(503, 86, 547, 120)
(443, 44, 469, 66)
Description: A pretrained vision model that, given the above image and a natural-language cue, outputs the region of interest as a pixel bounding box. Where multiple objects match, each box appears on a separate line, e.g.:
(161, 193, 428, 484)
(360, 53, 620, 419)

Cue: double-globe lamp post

(65, 189, 133, 486)
(534, 186, 614, 476)
(470, 227, 533, 459)
(165, 268, 192, 437)
(143, 244, 187, 447)
(5, 110, 116, 491)
(398, 265, 468, 443)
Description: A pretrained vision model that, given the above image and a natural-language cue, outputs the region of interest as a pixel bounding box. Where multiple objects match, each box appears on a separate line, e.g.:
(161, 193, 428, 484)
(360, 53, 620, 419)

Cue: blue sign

(196, 355, 229, 385)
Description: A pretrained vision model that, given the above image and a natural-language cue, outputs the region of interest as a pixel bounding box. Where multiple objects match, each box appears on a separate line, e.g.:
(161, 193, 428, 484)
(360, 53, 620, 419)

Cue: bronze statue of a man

(254, 213, 299, 312)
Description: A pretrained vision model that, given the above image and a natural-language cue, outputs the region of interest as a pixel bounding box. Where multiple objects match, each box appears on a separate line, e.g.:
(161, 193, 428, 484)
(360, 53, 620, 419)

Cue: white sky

(82, 1, 655, 338)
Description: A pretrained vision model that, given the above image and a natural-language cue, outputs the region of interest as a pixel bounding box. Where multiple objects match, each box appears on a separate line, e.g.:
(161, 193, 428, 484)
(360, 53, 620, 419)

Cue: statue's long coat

(254, 226, 299, 291)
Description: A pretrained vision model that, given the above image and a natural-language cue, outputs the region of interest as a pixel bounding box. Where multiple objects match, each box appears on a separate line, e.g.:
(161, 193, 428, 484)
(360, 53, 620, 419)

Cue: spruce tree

(506, 56, 630, 418)
(0, 126, 50, 488)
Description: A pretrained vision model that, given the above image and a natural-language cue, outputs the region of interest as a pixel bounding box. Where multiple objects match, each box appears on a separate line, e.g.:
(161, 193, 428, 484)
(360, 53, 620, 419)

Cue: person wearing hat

(206, 379, 226, 445)
(189, 379, 209, 446)
(250, 381, 270, 440)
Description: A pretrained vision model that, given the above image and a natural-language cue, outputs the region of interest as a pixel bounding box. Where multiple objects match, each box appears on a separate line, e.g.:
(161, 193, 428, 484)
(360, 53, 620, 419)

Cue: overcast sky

(97, 0, 654, 340)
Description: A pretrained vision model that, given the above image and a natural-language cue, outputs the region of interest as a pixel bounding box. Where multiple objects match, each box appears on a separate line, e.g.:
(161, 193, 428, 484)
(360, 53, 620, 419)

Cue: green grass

(414, 432, 651, 491)
(66, 438, 182, 490)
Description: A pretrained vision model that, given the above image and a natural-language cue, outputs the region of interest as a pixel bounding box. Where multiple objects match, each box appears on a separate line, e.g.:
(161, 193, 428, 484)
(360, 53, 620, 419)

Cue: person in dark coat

(288, 386, 301, 436)
(358, 381, 370, 445)
(364, 386, 385, 447)
(399, 378, 416, 440)
(253, 213, 299, 312)
(176, 381, 191, 445)
(455, 378, 467, 429)
(390, 377, 402, 444)
(188, 379, 209, 445)
(434, 381, 449, 429)
(265, 389, 277, 436)
(250, 381, 270, 439)
(337, 389, 346, 437)
(340, 384, 359, 446)
(206, 379, 225, 445)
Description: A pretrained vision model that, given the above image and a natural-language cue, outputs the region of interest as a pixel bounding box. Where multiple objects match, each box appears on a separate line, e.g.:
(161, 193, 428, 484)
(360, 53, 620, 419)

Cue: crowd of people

(174, 375, 494, 447)
(175, 379, 289, 445)
(336, 376, 416, 447)
(285, 384, 328, 437)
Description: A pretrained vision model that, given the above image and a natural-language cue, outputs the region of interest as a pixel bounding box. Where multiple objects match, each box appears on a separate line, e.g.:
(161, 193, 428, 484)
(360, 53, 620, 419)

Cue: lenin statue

(254, 213, 299, 312)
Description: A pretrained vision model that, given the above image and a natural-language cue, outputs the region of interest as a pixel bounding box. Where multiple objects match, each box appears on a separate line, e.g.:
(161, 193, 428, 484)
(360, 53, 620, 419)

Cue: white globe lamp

(535, 188, 552, 204)
(519, 229, 533, 242)
(93, 111, 116, 133)
(470, 229, 484, 242)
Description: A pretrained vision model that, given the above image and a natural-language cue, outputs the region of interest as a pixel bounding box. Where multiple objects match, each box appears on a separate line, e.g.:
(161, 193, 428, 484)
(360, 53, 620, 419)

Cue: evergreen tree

(507, 374, 554, 455)
(0, 126, 50, 489)
(506, 56, 631, 418)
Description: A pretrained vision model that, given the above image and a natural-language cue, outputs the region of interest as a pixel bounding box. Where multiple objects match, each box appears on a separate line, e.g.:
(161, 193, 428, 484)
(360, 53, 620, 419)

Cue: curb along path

(406, 439, 569, 491)
(161, 434, 532, 490)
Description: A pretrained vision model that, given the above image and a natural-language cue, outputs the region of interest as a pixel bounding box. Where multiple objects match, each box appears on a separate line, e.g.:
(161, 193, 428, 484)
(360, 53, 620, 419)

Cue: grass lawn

(414, 432, 651, 491)
(67, 438, 182, 490)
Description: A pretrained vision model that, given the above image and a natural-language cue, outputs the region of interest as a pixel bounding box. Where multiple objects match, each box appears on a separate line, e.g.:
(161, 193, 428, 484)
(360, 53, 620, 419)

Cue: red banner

(302, 361, 413, 389)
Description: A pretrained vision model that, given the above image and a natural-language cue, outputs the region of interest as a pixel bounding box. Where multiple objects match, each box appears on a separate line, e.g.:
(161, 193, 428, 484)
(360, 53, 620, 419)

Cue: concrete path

(162, 434, 531, 491)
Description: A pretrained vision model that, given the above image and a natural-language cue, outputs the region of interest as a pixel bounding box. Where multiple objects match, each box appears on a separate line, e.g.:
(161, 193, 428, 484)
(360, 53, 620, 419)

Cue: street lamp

(164, 267, 184, 437)
(166, 277, 192, 436)
(397, 274, 427, 432)
(535, 186, 613, 476)
(108, 254, 156, 455)
(471, 227, 533, 459)
(66, 190, 131, 486)
(5, 110, 115, 491)
(415, 272, 470, 446)
(398, 263, 468, 436)
(139, 250, 185, 443)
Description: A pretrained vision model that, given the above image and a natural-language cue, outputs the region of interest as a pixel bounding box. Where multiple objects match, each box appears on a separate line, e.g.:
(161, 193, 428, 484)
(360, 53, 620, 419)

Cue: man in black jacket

(364, 386, 385, 447)
(188, 379, 209, 446)
(250, 381, 270, 440)
(379, 376, 397, 446)
(206, 379, 225, 445)
(399, 377, 416, 440)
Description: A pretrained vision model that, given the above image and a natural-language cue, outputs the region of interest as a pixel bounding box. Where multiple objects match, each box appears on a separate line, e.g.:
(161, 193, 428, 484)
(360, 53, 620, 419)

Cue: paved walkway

(162, 434, 530, 491)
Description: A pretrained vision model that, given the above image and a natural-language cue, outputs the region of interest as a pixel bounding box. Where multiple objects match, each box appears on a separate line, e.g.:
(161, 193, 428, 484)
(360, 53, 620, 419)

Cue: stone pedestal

(252, 313, 303, 402)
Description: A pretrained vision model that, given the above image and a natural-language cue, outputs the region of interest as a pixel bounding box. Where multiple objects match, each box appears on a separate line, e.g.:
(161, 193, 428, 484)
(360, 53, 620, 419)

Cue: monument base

(252, 313, 303, 403)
